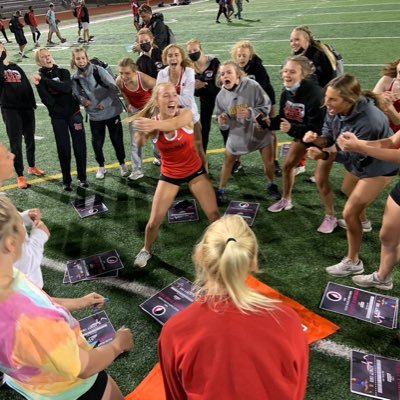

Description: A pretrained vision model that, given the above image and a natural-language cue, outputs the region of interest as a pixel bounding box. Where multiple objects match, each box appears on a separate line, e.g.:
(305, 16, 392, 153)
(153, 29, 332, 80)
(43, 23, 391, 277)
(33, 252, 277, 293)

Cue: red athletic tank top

(121, 72, 152, 110)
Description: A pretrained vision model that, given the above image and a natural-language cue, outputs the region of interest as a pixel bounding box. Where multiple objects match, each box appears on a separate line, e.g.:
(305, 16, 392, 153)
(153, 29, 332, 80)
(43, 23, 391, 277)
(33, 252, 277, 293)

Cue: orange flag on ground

(125, 276, 339, 400)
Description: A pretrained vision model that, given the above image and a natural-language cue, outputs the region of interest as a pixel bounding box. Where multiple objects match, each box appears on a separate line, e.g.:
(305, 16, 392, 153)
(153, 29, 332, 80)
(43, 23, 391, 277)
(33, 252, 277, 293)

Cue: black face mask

(188, 51, 201, 62)
(0, 50, 6, 62)
(140, 42, 152, 53)
(78, 64, 90, 73)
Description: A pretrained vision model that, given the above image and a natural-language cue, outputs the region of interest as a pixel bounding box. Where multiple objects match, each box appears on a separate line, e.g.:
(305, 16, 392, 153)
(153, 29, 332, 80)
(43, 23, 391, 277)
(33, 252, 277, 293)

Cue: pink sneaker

(268, 198, 293, 213)
(317, 215, 337, 234)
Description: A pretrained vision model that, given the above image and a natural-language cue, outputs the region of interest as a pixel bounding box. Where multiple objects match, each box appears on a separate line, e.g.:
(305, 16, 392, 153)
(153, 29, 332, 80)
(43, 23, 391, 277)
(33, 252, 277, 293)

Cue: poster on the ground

(139, 277, 195, 325)
(320, 282, 398, 329)
(79, 310, 115, 347)
(351, 350, 400, 399)
(66, 250, 124, 284)
(63, 268, 118, 284)
(224, 201, 260, 226)
(72, 195, 108, 218)
(167, 199, 199, 223)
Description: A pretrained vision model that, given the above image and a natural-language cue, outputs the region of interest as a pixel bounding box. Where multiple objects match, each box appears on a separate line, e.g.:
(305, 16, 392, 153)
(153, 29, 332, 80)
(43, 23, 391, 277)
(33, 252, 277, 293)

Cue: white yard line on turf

(42, 255, 366, 360)
(42, 256, 158, 298)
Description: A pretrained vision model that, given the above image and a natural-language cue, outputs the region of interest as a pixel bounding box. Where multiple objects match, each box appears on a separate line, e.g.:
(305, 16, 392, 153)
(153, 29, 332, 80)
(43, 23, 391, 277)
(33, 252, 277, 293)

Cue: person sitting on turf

(71, 47, 129, 180)
(215, 61, 280, 205)
(0, 143, 48, 289)
(267, 56, 325, 216)
(304, 73, 398, 276)
(31, 48, 88, 191)
(337, 128, 400, 290)
(0, 195, 133, 399)
(158, 214, 308, 400)
(129, 82, 220, 268)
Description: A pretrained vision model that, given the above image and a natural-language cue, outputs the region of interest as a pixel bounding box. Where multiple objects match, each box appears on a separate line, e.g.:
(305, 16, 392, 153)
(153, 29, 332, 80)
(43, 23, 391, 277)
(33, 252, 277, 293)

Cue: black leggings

(216, 4, 229, 21)
(200, 97, 216, 151)
(77, 370, 108, 399)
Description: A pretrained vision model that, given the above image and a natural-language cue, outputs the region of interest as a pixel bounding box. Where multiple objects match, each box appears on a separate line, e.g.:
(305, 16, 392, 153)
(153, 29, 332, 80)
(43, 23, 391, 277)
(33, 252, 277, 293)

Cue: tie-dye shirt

(0, 268, 97, 399)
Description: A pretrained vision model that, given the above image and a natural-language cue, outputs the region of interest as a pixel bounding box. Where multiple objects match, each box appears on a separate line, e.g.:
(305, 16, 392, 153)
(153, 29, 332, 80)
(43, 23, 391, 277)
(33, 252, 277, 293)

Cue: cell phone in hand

(256, 114, 268, 130)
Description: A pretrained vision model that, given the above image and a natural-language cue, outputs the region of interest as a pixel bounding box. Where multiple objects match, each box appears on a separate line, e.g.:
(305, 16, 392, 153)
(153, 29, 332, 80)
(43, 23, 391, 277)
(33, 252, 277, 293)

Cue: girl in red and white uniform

(116, 57, 155, 180)
(129, 82, 220, 268)
(156, 44, 207, 167)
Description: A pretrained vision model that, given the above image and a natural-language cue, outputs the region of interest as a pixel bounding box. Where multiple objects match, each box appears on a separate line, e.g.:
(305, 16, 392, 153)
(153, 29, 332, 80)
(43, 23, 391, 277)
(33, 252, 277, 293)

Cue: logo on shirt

(284, 100, 305, 122)
(3, 69, 22, 83)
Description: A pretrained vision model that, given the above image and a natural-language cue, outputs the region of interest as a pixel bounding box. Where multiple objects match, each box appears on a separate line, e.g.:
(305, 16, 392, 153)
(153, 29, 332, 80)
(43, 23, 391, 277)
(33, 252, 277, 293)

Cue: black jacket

(194, 56, 220, 102)
(140, 13, 169, 51)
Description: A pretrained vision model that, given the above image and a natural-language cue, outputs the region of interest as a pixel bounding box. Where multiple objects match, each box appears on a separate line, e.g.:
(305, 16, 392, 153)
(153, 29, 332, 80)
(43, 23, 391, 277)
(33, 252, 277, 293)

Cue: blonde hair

(117, 57, 137, 72)
(70, 47, 89, 69)
(134, 82, 175, 119)
(230, 40, 255, 61)
(161, 44, 192, 68)
(0, 196, 21, 251)
(35, 47, 51, 67)
(281, 55, 313, 80)
(186, 38, 203, 51)
(216, 60, 245, 88)
(193, 215, 279, 313)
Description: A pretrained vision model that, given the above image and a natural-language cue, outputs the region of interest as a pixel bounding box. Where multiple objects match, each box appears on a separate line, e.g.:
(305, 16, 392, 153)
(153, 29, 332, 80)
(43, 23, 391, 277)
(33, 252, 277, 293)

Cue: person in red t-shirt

(116, 57, 155, 180)
(128, 82, 220, 268)
(0, 15, 12, 43)
(27, 6, 41, 47)
(158, 214, 309, 400)
(131, 0, 140, 31)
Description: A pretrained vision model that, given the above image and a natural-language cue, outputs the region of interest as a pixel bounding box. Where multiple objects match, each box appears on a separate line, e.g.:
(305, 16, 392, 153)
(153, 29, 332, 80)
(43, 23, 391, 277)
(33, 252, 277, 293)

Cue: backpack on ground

(24, 12, 31, 26)
(320, 42, 344, 76)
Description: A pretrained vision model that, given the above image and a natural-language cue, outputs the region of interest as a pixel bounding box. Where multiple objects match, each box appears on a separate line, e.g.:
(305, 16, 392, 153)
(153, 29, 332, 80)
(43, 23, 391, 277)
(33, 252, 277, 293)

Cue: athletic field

(1, 0, 400, 398)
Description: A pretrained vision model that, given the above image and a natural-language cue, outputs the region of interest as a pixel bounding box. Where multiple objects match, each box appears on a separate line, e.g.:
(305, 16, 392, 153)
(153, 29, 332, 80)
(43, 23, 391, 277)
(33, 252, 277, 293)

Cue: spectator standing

(216, 0, 231, 24)
(9, 11, 27, 58)
(131, 0, 140, 31)
(26, 6, 41, 48)
(0, 15, 11, 43)
(31, 48, 88, 191)
(138, 5, 169, 52)
(76, 0, 91, 44)
(46, 3, 66, 45)
(0, 44, 45, 189)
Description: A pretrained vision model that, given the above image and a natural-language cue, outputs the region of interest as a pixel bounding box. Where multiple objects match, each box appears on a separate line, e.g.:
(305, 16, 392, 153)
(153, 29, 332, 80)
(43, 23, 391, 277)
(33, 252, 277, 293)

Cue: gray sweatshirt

(71, 64, 122, 121)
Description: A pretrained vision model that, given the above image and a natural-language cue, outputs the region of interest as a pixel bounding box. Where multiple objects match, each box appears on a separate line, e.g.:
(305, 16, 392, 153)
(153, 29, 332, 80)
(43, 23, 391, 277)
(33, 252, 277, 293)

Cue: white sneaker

(352, 272, 393, 290)
(120, 164, 129, 177)
(337, 219, 372, 233)
(294, 165, 306, 176)
(134, 248, 151, 268)
(128, 169, 144, 181)
(152, 158, 161, 166)
(96, 167, 106, 179)
(326, 257, 364, 277)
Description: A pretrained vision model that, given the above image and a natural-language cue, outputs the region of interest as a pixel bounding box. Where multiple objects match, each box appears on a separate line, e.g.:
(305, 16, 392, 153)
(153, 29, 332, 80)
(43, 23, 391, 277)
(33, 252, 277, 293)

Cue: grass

(1, 0, 400, 398)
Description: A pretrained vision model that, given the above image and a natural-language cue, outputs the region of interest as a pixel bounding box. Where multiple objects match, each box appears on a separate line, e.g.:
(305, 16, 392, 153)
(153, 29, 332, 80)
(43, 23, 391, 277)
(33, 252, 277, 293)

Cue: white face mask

(285, 81, 301, 92)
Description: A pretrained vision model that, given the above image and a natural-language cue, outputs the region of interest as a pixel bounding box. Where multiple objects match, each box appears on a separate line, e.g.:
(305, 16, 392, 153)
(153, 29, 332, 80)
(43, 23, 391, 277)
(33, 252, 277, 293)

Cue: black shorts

(160, 166, 207, 186)
(77, 370, 108, 399)
(390, 181, 400, 206)
(14, 31, 27, 46)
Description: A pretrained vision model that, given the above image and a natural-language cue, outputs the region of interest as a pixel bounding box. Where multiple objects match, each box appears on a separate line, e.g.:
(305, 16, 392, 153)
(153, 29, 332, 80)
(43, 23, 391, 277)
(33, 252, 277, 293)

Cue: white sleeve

(20, 210, 33, 227)
(177, 68, 195, 109)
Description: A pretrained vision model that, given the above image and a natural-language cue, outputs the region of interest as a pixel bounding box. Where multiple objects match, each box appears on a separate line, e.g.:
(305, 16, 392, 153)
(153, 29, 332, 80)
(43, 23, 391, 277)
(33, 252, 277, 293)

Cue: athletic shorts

(81, 22, 89, 30)
(49, 24, 58, 33)
(390, 181, 400, 206)
(77, 370, 108, 399)
(160, 166, 207, 186)
(14, 31, 27, 46)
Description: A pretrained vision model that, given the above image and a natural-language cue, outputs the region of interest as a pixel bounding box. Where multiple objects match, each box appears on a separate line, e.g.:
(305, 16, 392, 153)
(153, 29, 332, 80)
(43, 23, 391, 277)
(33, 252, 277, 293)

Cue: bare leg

(102, 375, 124, 400)
(340, 171, 368, 222)
(143, 180, 180, 252)
(377, 195, 400, 280)
(314, 154, 335, 216)
(189, 174, 220, 222)
(343, 175, 394, 262)
(259, 143, 274, 183)
(219, 150, 236, 189)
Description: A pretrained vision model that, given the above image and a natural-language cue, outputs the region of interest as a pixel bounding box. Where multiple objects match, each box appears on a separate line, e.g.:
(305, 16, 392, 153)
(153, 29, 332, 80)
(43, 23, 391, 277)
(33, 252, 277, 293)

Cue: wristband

(321, 151, 330, 160)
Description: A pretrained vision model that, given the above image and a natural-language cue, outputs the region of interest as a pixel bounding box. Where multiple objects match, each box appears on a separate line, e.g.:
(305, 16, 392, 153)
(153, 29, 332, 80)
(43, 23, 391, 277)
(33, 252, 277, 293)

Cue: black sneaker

(274, 159, 282, 176)
(266, 183, 281, 200)
(78, 180, 89, 188)
(216, 189, 227, 206)
(231, 160, 242, 174)
(63, 184, 72, 192)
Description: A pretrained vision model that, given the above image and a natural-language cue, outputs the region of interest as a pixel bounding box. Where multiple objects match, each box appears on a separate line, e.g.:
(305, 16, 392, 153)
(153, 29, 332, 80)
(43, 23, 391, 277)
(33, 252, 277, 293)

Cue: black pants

(89, 114, 125, 167)
(200, 97, 216, 151)
(1, 108, 35, 176)
(0, 27, 10, 42)
(51, 112, 87, 185)
(216, 3, 229, 20)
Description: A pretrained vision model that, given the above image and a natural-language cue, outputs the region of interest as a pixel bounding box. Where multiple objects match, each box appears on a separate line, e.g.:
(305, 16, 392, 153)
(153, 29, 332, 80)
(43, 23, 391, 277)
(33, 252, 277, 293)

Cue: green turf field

(1, 0, 400, 398)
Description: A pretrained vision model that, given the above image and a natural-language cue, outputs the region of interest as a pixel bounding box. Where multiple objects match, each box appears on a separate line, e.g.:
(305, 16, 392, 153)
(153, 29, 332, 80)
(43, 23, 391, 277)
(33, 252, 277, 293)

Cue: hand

(280, 118, 291, 133)
(133, 117, 157, 132)
(303, 131, 319, 143)
(308, 146, 324, 160)
(28, 208, 42, 222)
(381, 91, 396, 105)
(134, 131, 147, 146)
(217, 113, 228, 125)
(127, 104, 136, 114)
(80, 292, 107, 309)
(81, 98, 91, 107)
(32, 219, 50, 237)
(114, 327, 134, 353)
(95, 103, 105, 110)
(194, 79, 207, 90)
(132, 42, 140, 53)
(337, 131, 359, 152)
(30, 73, 41, 86)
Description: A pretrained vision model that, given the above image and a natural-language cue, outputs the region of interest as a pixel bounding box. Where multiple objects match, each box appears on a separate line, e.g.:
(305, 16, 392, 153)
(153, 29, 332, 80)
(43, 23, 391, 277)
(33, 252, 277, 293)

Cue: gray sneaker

(96, 167, 106, 179)
(134, 249, 151, 268)
(128, 169, 144, 181)
(352, 272, 393, 290)
(337, 218, 372, 233)
(120, 164, 130, 177)
(326, 257, 364, 277)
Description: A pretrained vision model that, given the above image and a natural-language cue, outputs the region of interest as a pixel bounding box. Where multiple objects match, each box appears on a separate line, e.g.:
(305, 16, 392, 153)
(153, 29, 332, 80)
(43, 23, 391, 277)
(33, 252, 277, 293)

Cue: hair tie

(226, 237, 236, 244)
